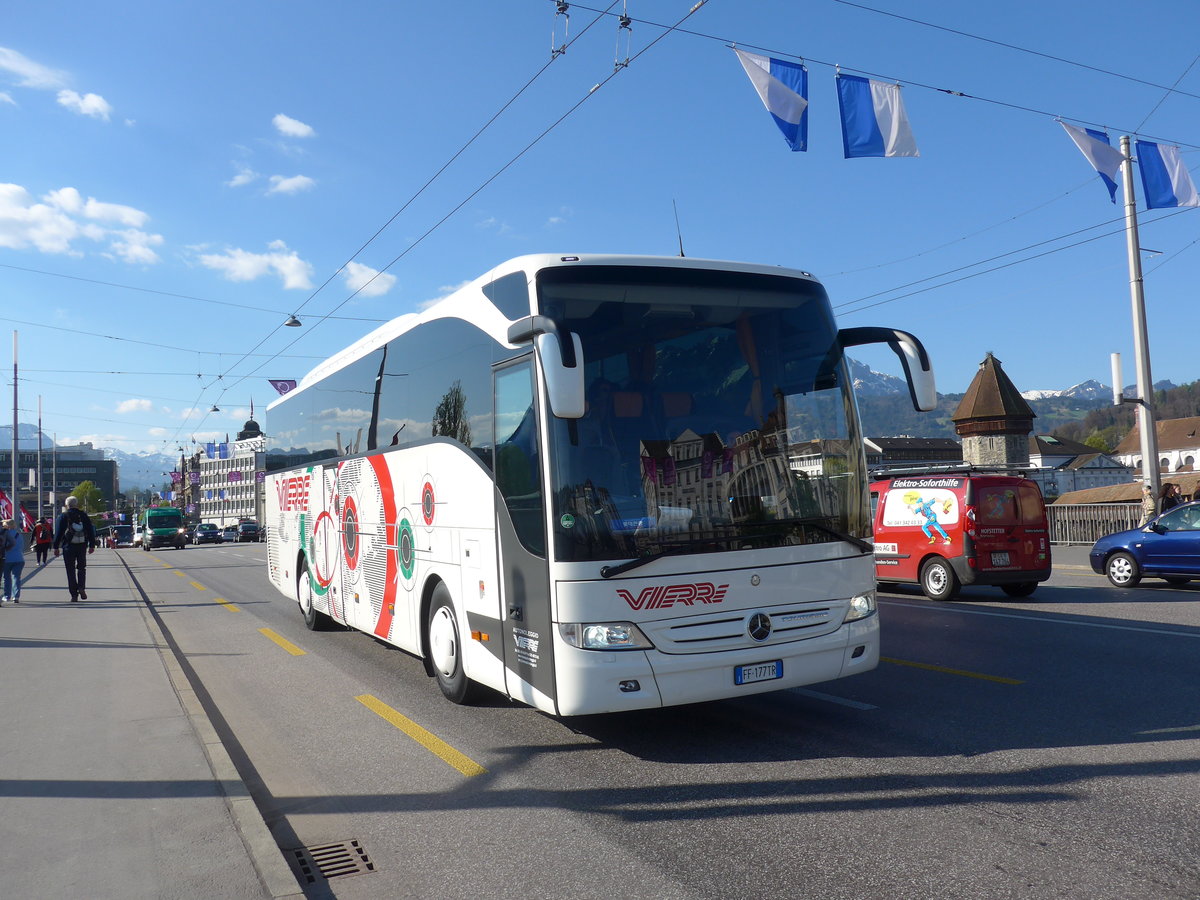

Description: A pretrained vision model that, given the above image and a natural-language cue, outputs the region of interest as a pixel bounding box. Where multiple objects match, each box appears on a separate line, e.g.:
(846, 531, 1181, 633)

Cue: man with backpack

(53, 496, 95, 602)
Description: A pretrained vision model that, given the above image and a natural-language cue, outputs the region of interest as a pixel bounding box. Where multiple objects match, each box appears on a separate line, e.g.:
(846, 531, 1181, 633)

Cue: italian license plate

(734, 660, 783, 685)
(991, 551, 1011, 567)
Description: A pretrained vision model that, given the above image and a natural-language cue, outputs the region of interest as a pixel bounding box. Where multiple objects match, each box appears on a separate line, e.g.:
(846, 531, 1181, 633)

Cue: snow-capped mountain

(846, 357, 908, 397)
(1021, 379, 1178, 402)
(106, 449, 182, 491)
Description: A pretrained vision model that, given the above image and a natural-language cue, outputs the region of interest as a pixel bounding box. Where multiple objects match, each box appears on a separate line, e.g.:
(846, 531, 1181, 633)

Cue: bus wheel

(298, 561, 330, 631)
(427, 583, 479, 705)
(1001, 582, 1037, 598)
(1105, 552, 1141, 588)
(920, 558, 960, 601)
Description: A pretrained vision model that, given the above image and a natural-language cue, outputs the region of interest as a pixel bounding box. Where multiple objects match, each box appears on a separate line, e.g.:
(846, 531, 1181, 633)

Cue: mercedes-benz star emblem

(748, 612, 772, 642)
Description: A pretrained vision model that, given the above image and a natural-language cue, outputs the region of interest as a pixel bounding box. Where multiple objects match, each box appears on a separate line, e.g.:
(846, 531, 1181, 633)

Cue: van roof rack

(870, 463, 1032, 479)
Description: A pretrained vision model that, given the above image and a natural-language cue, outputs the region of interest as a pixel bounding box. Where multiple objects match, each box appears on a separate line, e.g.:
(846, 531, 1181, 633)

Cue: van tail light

(964, 505, 976, 539)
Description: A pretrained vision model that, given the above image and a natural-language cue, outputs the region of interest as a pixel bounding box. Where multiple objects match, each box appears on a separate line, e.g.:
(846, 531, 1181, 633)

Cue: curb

(120, 558, 305, 899)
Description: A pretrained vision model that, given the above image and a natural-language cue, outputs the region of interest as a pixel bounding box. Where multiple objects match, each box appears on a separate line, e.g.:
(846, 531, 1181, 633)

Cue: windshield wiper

(774, 517, 874, 554)
(600, 545, 690, 579)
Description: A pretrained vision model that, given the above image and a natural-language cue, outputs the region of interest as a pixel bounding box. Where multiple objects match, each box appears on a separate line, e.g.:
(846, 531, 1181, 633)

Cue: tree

(432, 380, 472, 445)
(70, 480, 105, 514)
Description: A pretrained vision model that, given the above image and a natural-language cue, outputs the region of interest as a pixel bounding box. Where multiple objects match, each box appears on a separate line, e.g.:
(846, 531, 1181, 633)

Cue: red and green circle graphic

(421, 481, 436, 527)
(341, 496, 359, 571)
(309, 510, 338, 594)
(396, 516, 415, 581)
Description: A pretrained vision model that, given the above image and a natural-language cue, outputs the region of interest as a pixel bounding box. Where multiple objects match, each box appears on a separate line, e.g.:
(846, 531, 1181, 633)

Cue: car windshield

(149, 513, 183, 529)
(539, 265, 867, 564)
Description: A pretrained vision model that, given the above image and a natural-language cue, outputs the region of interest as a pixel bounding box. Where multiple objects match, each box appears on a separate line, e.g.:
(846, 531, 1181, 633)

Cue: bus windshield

(540, 265, 868, 564)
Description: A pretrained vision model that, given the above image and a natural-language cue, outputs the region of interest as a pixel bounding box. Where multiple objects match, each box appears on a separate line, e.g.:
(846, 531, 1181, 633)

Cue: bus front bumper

(551, 615, 879, 716)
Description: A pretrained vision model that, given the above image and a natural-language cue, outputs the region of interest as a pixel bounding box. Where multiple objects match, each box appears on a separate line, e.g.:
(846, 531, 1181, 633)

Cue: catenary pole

(37, 395, 42, 521)
(11, 331, 17, 523)
(1119, 136, 1161, 504)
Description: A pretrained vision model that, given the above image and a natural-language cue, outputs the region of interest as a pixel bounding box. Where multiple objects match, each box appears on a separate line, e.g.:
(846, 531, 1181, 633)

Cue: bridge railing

(1047, 503, 1141, 545)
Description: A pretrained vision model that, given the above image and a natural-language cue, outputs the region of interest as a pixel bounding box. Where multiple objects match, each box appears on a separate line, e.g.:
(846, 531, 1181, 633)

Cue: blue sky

(2, 0, 1198, 457)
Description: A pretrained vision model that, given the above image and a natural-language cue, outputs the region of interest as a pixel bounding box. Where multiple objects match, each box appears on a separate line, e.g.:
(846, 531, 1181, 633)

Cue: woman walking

(1, 518, 26, 604)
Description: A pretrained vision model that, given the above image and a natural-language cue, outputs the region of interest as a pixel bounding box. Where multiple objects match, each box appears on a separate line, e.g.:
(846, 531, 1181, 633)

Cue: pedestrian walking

(53, 496, 95, 602)
(1, 518, 26, 604)
(1139, 483, 1157, 526)
(32, 516, 53, 565)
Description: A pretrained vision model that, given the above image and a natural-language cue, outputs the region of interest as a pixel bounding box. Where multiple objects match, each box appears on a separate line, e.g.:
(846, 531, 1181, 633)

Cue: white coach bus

(265, 254, 935, 715)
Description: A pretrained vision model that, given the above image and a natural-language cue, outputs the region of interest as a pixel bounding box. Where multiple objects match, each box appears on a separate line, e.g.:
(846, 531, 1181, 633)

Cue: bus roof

(268, 253, 821, 412)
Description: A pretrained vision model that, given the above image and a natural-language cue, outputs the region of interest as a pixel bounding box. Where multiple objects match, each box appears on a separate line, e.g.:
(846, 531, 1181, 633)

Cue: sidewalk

(0, 549, 302, 899)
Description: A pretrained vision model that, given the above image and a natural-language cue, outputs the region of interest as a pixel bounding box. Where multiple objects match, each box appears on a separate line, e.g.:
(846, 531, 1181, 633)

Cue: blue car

(1089, 499, 1200, 587)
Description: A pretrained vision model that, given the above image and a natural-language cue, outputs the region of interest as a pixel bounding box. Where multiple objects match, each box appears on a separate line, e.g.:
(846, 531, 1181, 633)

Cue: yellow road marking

(190, 581, 206, 591)
(214, 597, 240, 612)
(881, 656, 1024, 685)
(173, 570, 187, 577)
(356, 694, 487, 777)
(259, 628, 306, 656)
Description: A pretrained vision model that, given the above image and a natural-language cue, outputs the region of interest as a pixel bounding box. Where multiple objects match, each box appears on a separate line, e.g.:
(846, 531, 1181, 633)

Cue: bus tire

(1000, 582, 1037, 598)
(427, 583, 479, 705)
(920, 558, 960, 601)
(1105, 552, 1140, 588)
(298, 560, 330, 631)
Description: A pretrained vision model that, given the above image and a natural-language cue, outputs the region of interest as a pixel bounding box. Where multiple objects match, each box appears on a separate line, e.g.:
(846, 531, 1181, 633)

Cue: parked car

(194, 523, 223, 544)
(222, 525, 239, 543)
(237, 522, 261, 543)
(1090, 499, 1200, 587)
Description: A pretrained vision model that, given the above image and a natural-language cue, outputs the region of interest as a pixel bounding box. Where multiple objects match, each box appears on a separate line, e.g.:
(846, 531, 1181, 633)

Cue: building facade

(196, 417, 265, 527)
(0, 443, 118, 521)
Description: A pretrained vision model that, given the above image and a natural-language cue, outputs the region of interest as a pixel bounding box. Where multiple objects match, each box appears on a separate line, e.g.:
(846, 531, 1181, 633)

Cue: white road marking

(792, 688, 878, 710)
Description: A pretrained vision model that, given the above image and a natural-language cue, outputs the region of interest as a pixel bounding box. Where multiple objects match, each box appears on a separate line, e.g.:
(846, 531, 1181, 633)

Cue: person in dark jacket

(1159, 482, 1183, 513)
(53, 496, 95, 602)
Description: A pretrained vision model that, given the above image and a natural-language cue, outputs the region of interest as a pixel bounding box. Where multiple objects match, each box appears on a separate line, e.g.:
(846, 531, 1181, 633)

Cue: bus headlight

(843, 590, 877, 623)
(559, 622, 653, 651)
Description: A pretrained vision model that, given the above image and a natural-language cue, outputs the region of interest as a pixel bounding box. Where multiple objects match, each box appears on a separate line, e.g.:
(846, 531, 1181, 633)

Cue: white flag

(1060, 122, 1124, 202)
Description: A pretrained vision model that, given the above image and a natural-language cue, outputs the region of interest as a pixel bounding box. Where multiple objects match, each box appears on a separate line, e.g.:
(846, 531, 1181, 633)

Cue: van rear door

(970, 480, 1049, 573)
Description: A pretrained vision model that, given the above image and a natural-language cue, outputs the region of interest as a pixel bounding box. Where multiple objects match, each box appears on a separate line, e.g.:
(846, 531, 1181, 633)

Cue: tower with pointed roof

(952, 353, 1035, 468)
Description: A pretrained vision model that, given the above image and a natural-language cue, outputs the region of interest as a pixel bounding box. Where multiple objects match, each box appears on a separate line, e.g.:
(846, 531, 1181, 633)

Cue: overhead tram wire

(832, 208, 1193, 317)
(829, 0, 1200, 105)
(186, 1, 625, 435)
(204, 0, 714, 411)
(566, 3, 1200, 148)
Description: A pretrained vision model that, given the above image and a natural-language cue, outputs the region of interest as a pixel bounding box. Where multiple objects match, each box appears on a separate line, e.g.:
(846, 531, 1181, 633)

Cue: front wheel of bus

(427, 584, 479, 705)
(921, 558, 960, 601)
(298, 561, 330, 631)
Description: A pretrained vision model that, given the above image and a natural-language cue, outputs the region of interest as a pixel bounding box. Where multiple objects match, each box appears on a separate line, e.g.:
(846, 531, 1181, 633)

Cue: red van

(870, 471, 1052, 600)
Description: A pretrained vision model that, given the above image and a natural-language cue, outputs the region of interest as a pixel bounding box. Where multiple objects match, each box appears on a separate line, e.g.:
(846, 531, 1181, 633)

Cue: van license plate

(735, 661, 783, 685)
(991, 551, 1011, 567)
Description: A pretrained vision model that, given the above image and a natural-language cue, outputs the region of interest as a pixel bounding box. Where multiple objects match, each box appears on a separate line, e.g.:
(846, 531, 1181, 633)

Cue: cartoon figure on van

(982, 488, 1016, 521)
(904, 491, 952, 544)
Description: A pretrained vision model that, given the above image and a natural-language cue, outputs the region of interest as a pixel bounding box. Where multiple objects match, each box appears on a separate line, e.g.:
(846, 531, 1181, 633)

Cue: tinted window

(495, 360, 544, 556)
(482, 271, 531, 320)
(977, 486, 1019, 527)
(1017, 482, 1046, 526)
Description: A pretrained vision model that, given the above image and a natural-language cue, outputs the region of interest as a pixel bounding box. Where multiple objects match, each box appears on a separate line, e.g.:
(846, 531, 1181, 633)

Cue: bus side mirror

(507, 315, 586, 418)
(839, 326, 937, 412)
(537, 332, 585, 418)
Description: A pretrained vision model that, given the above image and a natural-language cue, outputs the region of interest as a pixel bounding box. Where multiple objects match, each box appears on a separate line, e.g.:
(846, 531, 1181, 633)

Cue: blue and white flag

(733, 48, 808, 151)
(836, 74, 918, 158)
(1136, 140, 1200, 209)
(1061, 122, 1123, 203)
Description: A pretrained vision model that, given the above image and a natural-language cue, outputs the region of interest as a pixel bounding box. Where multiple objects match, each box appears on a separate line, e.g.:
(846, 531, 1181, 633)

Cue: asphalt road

(121, 543, 1200, 900)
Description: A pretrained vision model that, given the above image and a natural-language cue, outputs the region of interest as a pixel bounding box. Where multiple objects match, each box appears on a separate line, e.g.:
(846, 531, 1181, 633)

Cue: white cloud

(226, 164, 258, 188)
(267, 174, 315, 195)
(198, 240, 314, 289)
(0, 47, 67, 89)
(0, 92, 14, 106)
(273, 113, 315, 138)
(57, 89, 112, 120)
(0, 183, 161, 263)
(117, 398, 153, 414)
(343, 261, 396, 297)
(108, 228, 163, 264)
(148, 427, 167, 437)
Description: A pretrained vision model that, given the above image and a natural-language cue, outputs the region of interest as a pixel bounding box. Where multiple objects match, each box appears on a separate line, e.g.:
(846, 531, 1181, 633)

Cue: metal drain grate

(289, 839, 376, 883)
